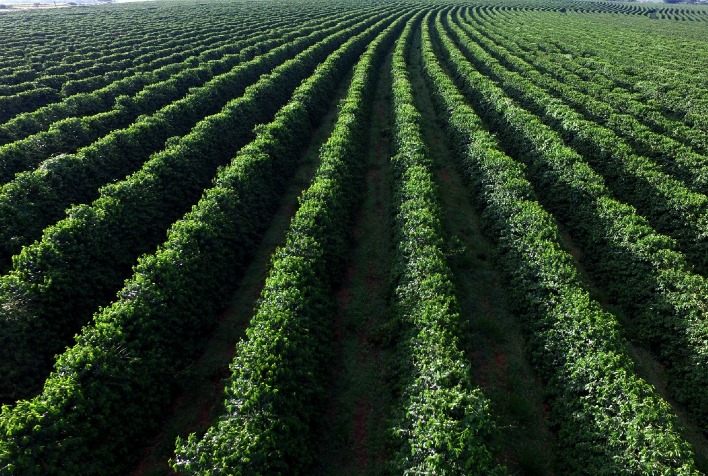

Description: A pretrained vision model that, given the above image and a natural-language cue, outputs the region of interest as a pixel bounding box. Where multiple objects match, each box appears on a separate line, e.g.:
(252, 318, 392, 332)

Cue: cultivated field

(0, 0, 707, 474)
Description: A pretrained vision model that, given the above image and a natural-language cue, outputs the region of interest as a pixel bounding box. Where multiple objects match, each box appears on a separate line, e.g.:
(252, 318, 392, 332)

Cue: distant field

(0, 0, 707, 474)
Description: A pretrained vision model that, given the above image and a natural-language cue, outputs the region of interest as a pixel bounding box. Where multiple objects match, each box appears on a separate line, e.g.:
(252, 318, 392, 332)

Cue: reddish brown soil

(336, 264, 357, 316)
(354, 400, 373, 469)
(438, 168, 452, 184)
(129, 451, 154, 476)
(317, 53, 393, 476)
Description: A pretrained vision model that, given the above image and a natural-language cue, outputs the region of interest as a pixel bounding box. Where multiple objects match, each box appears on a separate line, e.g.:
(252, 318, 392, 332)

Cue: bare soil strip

(314, 51, 396, 476)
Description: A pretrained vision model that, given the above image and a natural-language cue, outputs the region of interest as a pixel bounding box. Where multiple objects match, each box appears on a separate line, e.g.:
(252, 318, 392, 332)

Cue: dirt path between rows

(313, 51, 395, 476)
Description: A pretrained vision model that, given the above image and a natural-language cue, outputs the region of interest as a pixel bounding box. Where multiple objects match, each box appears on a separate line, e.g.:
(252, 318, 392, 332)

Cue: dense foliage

(388, 14, 503, 475)
(172, 14, 407, 474)
(0, 10, 387, 403)
(422, 10, 699, 473)
(0, 0, 706, 473)
(432, 9, 708, 436)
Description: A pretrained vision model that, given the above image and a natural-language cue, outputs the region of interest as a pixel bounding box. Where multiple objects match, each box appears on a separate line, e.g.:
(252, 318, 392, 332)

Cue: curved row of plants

(465, 8, 708, 156)
(0, 16, 211, 70)
(388, 13, 503, 475)
(0, 13, 252, 123)
(0, 12, 393, 403)
(483, 1, 707, 20)
(53, 25, 242, 95)
(463, 8, 708, 168)
(0, 10, 379, 271)
(38, 16, 264, 94)
(0, 17, 264, 144)
(0, 0, 360, 70)
(0, 87, 62, 124)
(444, 11, 708, 276)
(0, 8, 340, 151)
(482, 8, 708, 130)
(0, 2, 274, 92)
(0, 10, 354, 156)
(422, 11, 700, 474)
(0, 24, 267, 176)
(171, 13, 408, 474)
(432, 11, 708, 435)
(0, 11, 401, 476)
(0, 0, 360, 68)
